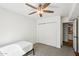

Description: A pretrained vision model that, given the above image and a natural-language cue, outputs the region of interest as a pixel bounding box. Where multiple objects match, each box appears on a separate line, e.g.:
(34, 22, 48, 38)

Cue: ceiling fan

(25, 3, 54, 17)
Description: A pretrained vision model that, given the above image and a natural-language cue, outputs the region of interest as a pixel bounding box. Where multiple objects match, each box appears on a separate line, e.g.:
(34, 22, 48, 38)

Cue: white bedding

(0, 41, 33, 56)
(0, 44, 25, 56)
(15, 41, 33, 53)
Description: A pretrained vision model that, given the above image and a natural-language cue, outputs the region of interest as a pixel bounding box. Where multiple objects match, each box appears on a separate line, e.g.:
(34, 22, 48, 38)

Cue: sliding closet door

(73, 19, 78, 52)
(37, 17, 61, 48)
(37, 22, 57, 47)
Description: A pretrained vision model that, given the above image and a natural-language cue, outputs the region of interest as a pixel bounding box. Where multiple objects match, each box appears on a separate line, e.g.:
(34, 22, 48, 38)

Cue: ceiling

(0, 3, 79, 19)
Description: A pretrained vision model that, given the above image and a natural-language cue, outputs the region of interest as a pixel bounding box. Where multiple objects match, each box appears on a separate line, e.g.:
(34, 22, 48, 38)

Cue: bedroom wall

(0, 8, 36, 46)
(36, 16, 62, 48)
(62, 17, 73, 23)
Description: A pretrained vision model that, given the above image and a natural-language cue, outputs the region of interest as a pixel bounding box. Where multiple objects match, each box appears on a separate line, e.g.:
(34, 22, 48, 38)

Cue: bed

(0, 40, 34, 56)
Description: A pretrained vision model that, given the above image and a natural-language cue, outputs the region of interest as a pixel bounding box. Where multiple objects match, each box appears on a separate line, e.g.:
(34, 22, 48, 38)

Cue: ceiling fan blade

(42, 3, 50, 9)
(29, 11, 36, 15)
(39, 14, 42, 17)
(39, 3, 42, 7)
(44, 10, 54, 13)
(25, 3, 37, 9)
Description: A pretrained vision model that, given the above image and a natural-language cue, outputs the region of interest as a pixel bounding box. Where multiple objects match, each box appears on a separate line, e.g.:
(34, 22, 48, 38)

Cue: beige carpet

(29, 43, 75, 56)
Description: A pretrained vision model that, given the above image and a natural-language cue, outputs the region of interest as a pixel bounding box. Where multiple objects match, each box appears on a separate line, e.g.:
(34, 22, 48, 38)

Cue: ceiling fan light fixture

(37, 10, 43, 15)
(25, 3, 54, 17)
(43, 7, 48, 10)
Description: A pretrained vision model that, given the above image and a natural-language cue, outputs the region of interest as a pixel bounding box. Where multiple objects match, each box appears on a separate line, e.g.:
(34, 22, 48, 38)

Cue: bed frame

(23, 48, 35, 56)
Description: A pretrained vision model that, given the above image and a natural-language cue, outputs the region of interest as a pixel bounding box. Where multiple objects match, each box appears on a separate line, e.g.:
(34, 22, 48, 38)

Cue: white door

(73, 19, 78, 52)
(37, 22, 57, 47)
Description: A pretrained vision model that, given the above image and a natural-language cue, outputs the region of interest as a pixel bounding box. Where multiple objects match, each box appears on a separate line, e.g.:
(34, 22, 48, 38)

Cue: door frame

(76, 18, 78, 52)
(72, 18, 78, 55)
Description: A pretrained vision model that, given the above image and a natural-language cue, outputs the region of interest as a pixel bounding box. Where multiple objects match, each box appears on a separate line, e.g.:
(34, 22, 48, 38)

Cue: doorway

(63, 23, 73, 47)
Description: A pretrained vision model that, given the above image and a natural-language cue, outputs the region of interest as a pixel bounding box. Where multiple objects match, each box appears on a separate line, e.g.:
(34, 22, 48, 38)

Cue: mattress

(0, 44, 25, 56)
(15, 41, 33, 53)
(0, 41, 33, 56)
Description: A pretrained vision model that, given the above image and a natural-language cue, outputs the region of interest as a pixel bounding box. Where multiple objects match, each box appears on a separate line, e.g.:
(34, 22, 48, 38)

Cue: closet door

(37, 22, 57, 47)
(73, 19, 78, 52)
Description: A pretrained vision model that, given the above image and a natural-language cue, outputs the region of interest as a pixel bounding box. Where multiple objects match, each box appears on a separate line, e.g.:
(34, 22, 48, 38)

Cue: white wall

(62, 17, 73, 23)
(36, 16, 62, 48)
(0, 8, 36, 46)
